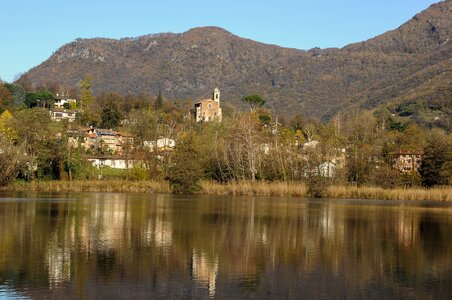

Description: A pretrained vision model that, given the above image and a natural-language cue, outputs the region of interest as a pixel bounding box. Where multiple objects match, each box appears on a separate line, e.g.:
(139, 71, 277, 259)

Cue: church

(192, 88, 222, 122)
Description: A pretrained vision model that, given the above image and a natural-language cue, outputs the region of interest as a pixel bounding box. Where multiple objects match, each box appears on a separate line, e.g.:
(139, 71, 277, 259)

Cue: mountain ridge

(20, 1, 451, 122)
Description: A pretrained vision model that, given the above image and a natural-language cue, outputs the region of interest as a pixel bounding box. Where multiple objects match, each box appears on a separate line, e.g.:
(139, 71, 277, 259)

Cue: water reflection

(0, 193, 451, 299)
(192, 250, 218, 298)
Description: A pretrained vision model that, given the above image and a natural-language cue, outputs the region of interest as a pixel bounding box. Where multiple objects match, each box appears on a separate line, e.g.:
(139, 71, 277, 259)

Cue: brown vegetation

(3, 180, 451, 202)
(5, 180, 171, 193)
(327, 185, 452, 202)
(200, 181, 307, 197)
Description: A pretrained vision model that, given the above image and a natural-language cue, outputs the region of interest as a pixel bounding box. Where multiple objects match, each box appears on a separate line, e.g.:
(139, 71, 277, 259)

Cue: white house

(144, 138, 176, 152)
(54, 98, 77, 109)
(49, 108, 77, 122)
(318, 161, 336, 178)
(302, 140, 319, 149)
(87, 157, 138, 170)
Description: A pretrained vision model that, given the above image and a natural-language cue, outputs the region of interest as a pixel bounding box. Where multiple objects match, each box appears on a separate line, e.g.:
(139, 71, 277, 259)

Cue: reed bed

(326, 185, 452, 202)
(5, 180, 171, 194)
(200, 181, 307, 197)
(3, 180, 451, 202)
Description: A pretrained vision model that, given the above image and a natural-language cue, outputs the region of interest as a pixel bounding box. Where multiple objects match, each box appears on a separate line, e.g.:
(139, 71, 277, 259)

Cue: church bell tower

(213, 88, 220, 105)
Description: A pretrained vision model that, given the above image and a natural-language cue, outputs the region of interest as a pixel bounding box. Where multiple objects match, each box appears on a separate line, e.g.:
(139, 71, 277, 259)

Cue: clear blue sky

(0, 0, 440, 82)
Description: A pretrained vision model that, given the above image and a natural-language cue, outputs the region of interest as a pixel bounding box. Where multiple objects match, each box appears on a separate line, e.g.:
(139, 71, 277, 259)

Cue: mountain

(20, 1, 451, 122)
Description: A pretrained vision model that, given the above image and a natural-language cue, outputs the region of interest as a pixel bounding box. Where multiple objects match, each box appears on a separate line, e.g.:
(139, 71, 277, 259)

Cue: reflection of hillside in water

(0, 194, 450, 299)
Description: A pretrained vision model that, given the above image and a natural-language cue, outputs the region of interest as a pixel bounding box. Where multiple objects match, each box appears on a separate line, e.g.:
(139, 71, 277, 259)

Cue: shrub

(166, 133, 203, 194)
(128, 164, 150, 181)
(306, 175, 330, 198)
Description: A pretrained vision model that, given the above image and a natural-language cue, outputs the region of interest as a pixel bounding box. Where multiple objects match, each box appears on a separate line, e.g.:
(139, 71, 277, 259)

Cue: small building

(49, 108, 77, 122)
(143, 137, 176, 152)
(87, 156, 137, 170)
(68, 128, 134, 155)
(318, 161, 336, 178)
(302, 140, 319, 149)
(192, 88, 222, 122)
(392, 151, 423, 173)
(54, 98, 77, 109)
(96, 129, 134, 155)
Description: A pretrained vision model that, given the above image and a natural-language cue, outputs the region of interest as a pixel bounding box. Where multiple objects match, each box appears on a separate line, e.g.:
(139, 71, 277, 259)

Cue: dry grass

(4, 180, 171, 194)
(327, 185, 452, 202)
(200, 181, 307, 197)
(3, 180, 451, 202)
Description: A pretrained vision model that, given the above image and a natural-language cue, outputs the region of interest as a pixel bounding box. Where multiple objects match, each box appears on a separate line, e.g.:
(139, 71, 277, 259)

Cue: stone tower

(212, 88, 220, 105)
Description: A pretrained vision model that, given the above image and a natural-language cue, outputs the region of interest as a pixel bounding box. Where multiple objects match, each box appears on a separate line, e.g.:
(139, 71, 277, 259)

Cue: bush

(128, 164, 150, 181)
(167, 133, 203, 194)
(371, 165, 402, 188)
(0, 139, 30, 186)
(306, 175, 330, 198)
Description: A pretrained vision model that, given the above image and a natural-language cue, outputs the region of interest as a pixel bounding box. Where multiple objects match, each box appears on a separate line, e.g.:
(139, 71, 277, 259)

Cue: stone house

(69, 128, 134, 155)
(192, 88, 222, 122)
(95, 129, 133, 155)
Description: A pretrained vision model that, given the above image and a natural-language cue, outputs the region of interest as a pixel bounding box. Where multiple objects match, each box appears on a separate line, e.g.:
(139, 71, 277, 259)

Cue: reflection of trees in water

(0, 194, 450, 299)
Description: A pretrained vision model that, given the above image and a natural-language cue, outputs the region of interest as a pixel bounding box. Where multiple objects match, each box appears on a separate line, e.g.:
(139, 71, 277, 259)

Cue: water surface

(0, 192, 451, 299)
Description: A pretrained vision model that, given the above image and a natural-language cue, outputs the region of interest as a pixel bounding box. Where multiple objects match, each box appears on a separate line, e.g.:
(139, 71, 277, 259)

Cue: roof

(393, 150, 423, 155)
(49, 108, 77, 113)
(195, 98, 216, 105)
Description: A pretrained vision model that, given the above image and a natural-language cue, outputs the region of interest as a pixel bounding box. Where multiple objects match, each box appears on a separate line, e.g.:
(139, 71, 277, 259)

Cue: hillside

(20, 1, 451, 123)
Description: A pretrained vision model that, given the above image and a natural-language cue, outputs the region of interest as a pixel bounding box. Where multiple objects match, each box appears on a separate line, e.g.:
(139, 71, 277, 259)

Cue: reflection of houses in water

(92, 197, 131, 250)
(144, 218, 173, 248)
(47, 233, 71, 289)
(73, 195, 132, 254)
(67, 195, 174, 257)
(320, 204, 345, 241)
(192, 250, 219, 298)
(143, 196, 173, 248)
(396, 211, 419, 247)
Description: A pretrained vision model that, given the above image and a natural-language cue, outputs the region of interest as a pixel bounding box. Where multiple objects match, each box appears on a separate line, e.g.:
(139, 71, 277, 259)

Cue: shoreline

(1, 180, 451, 202)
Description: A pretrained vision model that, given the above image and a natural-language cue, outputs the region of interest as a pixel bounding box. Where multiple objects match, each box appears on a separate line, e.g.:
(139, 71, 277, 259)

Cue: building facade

(49, 108, 77, 122)
(68, 128, 134, 155)
(54, 98, 77, 109)
(393, 151, 423, 173)
(193, 88, 222, 122)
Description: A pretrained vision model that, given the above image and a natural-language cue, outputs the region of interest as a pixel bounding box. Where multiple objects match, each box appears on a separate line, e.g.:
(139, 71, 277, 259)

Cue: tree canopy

(242, 94, 265, 110)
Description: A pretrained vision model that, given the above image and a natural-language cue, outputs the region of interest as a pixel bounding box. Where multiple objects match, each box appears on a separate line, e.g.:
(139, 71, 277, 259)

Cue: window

(208, 103, 212, 109)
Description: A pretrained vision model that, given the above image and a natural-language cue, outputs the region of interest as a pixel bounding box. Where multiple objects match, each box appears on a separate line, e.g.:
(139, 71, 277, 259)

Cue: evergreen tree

(101, 98, 123, 129)
(79, 75, 94, 110)
(242, 94, 265, 111)
(167, 132, 203, 194)
(154, 90, 164, 110)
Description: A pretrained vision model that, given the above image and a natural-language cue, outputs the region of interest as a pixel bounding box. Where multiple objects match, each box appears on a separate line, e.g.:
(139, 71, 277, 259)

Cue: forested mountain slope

(21, 1, 451, 123)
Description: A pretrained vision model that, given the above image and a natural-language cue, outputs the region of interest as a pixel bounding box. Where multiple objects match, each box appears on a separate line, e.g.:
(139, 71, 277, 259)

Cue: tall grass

(327, 185, 452, 202)
(200, 181, 307, 197)
(5, 179, 171, 193)
(3, 180, 451, 202)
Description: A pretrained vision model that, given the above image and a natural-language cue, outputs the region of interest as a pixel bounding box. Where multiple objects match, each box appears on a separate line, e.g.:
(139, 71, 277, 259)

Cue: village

(0, 85, 427, 184)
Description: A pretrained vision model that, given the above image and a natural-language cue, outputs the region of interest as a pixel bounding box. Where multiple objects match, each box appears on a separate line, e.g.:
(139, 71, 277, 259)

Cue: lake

(0, 192, 451, 299)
